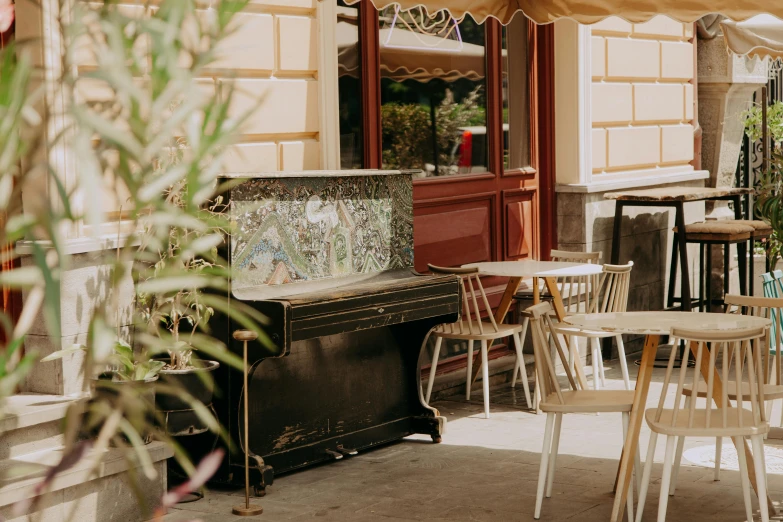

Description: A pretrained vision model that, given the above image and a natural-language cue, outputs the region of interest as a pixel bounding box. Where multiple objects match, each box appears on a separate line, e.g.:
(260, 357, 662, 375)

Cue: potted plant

(137, 189, 228, 431)
(43, 340, 165, 444)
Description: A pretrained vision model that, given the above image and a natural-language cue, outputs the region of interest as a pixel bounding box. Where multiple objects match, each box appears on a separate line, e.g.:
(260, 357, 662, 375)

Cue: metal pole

(232, 330, 263, 516)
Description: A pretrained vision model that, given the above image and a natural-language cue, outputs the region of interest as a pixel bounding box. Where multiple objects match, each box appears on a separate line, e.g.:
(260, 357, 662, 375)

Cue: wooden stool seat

(722, 219, 773, 234)
(672, 222, 754, 242)
(668, 222, 754, 310)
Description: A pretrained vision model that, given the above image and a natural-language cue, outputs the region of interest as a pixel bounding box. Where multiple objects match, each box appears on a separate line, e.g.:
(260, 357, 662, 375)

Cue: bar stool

(722, 219, 773, 294)
(666, 221, 754, 311)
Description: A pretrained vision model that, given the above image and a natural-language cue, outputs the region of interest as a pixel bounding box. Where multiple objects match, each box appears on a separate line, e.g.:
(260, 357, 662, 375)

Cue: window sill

(16, 231, 141, 256)
(555, 169, 709, 194)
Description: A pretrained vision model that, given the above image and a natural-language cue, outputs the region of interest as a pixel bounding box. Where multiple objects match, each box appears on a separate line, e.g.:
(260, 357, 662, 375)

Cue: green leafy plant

(107, 341, 166, 382)
(381, 86, 485, 174)
(0, 0, 273, 516)
(743, 100, 783, 144)
(136, 189, 229, 371)
(745, 104, 783, 269)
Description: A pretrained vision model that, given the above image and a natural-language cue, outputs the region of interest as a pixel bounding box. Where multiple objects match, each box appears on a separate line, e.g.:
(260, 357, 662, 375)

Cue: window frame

(353, 1, 537, 183)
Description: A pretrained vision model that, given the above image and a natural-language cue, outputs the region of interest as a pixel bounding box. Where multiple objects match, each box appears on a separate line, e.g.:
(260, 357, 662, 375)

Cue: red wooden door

(411, 20, 554, 279)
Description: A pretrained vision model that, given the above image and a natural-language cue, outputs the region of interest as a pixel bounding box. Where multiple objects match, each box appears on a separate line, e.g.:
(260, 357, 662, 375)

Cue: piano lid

(228, 170, 416, 301)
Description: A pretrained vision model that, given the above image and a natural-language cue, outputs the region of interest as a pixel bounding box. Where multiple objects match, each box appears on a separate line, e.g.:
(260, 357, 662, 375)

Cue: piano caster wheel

(253, 485, 266, 497)
(431, 435, 442, 444)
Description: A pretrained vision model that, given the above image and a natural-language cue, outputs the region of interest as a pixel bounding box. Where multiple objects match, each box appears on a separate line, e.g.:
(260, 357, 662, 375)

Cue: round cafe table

(562, 311, 773, 522)
(462, 260, 604, 389)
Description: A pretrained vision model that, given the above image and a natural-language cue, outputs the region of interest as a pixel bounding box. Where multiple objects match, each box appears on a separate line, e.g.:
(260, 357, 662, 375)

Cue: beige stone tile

(632, 16, 686, 39)
(661, 124, 695, 163)
(213, 13, 274, 72)
(278, 16, 317, 72)
(593, 128, 607, 170)
(634, 83, 686, 122)
(661, 41, 695, 80)
(607, 126, 661, 168)
(592, 37, 606, 79)
(592, 17, 633, 36)
(592, 83, 633, 124)
(223, 79, 319, 136)
(279, 141, 320, 171)
(606, 38, 659, 80)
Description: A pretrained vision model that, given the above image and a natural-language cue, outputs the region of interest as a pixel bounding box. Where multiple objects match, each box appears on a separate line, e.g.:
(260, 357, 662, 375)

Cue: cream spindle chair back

(426, 265, 529, 418)
(655, 326, 768, 433)
(428, 265, 498, 337)
(637, 325, 771, 522)
(590, 262, 633, 314)
(724, 294, 783, 389)
(550, 250, 601, 314)
(527, 302, 579, 402)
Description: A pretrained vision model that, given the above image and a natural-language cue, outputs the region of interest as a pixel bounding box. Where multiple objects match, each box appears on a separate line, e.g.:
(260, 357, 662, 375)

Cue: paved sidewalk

(162, 356, 783, 521)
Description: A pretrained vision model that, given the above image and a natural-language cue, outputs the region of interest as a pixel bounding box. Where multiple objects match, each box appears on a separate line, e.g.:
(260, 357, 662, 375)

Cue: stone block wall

(556, 16, 703, 355)
(19, 247, 136, 396)
(591, 16, 695, 176)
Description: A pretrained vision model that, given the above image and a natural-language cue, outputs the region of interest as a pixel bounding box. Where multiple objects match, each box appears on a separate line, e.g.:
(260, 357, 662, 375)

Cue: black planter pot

(155, 360, 219, 436)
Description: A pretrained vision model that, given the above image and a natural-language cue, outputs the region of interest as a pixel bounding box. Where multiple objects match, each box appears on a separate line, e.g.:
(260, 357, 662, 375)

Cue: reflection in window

(503, 15, 530, 170)
(336, 1, 364, 169)
(378, 7, 487, 177)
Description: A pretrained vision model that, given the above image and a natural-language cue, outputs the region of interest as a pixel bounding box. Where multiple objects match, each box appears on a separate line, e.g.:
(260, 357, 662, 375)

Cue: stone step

(0, 442, 172, 521)
(0, 393, 86, 460)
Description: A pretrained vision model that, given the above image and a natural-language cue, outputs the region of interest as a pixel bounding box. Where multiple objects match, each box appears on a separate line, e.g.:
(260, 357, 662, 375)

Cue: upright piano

(208, 169, 461, 493)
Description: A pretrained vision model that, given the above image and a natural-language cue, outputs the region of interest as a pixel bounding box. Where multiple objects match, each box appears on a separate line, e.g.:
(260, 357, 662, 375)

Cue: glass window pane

(379, 7, 487, 177)
(503, 14, 530, 170)
(337, 1, 364, 169)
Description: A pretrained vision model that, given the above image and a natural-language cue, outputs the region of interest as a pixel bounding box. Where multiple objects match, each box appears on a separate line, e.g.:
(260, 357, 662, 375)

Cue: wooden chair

(512, 250, 602, 407)
(555, 262, 634, 391)
(526, 301, 639, 521)
(635, 326, 771, 522)
(672, 294, 783, 483)
(424, 265, 530, 418)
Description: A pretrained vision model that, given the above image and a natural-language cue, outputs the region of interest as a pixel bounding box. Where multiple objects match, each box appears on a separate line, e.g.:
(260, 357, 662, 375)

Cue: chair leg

(568, 336, 576, 375)
(656, 436, 676, 522)
(621, 412, 635, 522)
(534, 413, 555, 520)
(590, 337, 601, 391)
(425, 336, 443, 404)
(616, 334, 631, 390)
(669, 397, 690, 496)
(597, 346, 607, 387)
(512, 317, 529, 389)
(735, 436, 755, 522)
(669, 437, 685, 496)
(466, 341, 474, 400)
(533, 374, 541, 414)
(714, 437, 722, 481)
(636, 431, 658, 522)
(545, 413, 563, 498)
(750, 435, 770, 522)
(480, 339, 490, 419)
(512, 332, 533, 409)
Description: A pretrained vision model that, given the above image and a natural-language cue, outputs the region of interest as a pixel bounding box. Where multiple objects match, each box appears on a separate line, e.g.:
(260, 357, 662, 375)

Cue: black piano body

(206, 169, 460, 491)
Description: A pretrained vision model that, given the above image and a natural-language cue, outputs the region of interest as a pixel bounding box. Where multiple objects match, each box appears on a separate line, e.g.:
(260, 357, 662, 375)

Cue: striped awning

(347, 0, 783, 25)
(721, 15, 783, 60)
